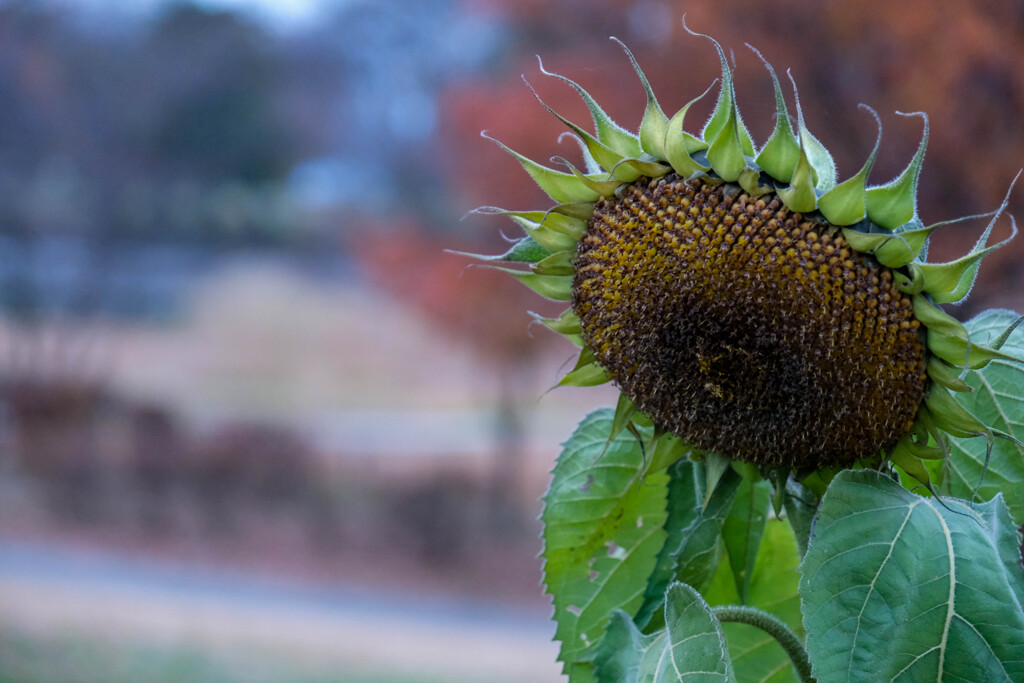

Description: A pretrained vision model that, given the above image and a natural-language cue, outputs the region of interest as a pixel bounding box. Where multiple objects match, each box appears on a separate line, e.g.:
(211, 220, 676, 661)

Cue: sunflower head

(465, 25, 1021, 487)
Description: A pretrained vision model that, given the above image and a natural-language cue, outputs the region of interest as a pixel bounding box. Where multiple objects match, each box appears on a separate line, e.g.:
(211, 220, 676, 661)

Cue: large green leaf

(706, 519, 803, 683)
(722, 479, 771, 604)
(635, 459, 741, 631)
(595, 582, 736, 682)
(944, 309, 1024, 524)
(800, 469, 1024, 683)
(542, 408, 670, 682)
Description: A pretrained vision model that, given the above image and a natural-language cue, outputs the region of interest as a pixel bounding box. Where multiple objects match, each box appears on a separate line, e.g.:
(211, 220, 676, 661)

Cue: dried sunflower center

(572, 175, 928, 469)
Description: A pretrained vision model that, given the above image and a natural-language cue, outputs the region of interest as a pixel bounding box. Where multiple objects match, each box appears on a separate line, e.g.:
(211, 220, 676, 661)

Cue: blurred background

(0, 0, 1022, 681)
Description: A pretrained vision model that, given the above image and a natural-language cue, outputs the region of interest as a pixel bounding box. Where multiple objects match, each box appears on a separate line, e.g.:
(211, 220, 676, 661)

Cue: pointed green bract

(537, 57, 644, 159)
(751, 45, 801, 183)
(531, 307, 582, 336)
(664, 83, 714, 178)
(787, 70, 836, 191)
(865, 112, 928, 230)
(873, 223, 933, 268)
(689, 22, 754, 159)
(560, 347, 612, 387)
(927, 356, 972, 392)
(707, 111, 749, 182)
(817, 105, 881, 225)
(482, 132, 603, 204)
(500, 268, 573, 300)
(919, 179, 1019, 303)
(776, 148, 817, 213)
(925, 384, 991, 439)
(613, 37, 670, 160)
(524, 74, 646, 184)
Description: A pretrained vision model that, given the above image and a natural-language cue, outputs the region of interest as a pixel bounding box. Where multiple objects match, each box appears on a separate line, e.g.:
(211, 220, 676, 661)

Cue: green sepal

(894, 263, 925, 295)
(529, 308, 581, 336)
(776, 148, 818, 213)
(874, 222, 933, 268)
(841, 227, 891, 253)
(447, 235, 551, 264)
(482, 132, 602, 204)
(817, 105, 882, 225)
(909, 405, 949, 457)
(703, 452, 733, 510)
(768, 467, 792, 516)
(865, 111, 928, 230)
(664, 83, 714, 178)
(890, 439, 934, 486)
(496, 267, 573, 301)
(690, 21, 755, 159)
(788, 70, 836, 191)
(559, 347, 611, 387)
(917, 180, 1019, 304)
(895, 432, 946, 461)
(706, 109, 749, 182)
(928, 330, 1022, 369)
(913, 293, 966, 338)
(924, 384, 991, 439)
(618, 158, 672, 179)
(536, 57, 644, 158)
(737, 168, 772, 197)
(473, 206, 582, 252)
(507, 215, 580, 253)
(609, 392, 639, 444)
(750, 45, 801, 183)
(991, 313, 1024, 351)
(645, 433, 691, 475)
(531, 250, 574, 276)
(524, 76, 641, 183)
(555, 158, 623, 197)
(553, 201, 600, 222)
(613, 37, 669, 159)
(927, 356, 972, 393)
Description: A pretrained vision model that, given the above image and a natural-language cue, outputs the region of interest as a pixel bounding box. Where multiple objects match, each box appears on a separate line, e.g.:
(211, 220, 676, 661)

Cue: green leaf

(635, 459, 741, 630)
(705, 519, 804, 683)
(595, 582, 735, 683)
(722, 479, 771, 605)
(542, 408, 671, 681)
(944, 309, 1024, 523)
(800, 469, 1024, 683)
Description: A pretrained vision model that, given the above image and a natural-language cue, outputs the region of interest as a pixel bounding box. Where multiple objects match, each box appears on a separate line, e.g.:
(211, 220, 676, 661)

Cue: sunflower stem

(711, 605, 816, 682)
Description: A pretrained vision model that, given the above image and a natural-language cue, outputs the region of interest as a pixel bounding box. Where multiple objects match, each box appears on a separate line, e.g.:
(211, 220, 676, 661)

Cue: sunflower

(466, 25, 1021, 490)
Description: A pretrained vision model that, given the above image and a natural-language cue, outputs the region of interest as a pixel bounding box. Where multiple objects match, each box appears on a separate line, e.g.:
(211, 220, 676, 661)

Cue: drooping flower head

(466, 24, 1021, 486)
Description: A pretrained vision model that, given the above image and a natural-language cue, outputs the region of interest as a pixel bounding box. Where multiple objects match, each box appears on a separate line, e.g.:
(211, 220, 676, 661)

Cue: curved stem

(712, 605, 816, 683)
